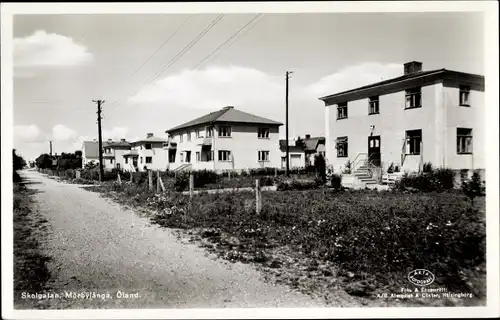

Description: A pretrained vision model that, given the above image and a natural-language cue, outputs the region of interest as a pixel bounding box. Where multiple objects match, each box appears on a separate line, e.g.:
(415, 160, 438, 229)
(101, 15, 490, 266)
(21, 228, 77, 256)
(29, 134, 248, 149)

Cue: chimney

(108, 138, 112, 142)
(222, 106, 234, 110)
(404, 61, 423, 75)
(305, 134, 311, 139)
(121, 138, 126, 142)
(93, 138, 97, 142)
(147, 133, 154, 138)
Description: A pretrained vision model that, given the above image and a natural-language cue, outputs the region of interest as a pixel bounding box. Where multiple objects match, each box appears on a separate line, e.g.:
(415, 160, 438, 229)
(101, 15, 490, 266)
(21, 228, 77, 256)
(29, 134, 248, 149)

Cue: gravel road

(20, 171, 327, 309)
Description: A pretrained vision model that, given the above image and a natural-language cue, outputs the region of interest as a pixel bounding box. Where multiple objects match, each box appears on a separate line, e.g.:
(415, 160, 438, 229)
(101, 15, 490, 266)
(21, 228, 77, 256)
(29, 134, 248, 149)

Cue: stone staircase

(342, 164, 379, 189)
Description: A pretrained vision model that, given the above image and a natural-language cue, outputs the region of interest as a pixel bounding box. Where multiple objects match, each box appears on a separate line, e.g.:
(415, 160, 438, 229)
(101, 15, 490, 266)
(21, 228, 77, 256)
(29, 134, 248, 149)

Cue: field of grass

(85, 179, 486, 306)
(13, 178, 52, 309)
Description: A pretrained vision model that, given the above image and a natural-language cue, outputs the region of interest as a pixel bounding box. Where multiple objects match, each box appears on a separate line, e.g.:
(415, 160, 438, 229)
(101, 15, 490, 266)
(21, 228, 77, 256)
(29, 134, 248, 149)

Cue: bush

(276, 179, 321, 191)
(422, 162, 433, 173)
(394, 168, 454, 192)
(314, 153, 327, 183)
(462, 170, 485, 202)
(331, 173, 342, 190)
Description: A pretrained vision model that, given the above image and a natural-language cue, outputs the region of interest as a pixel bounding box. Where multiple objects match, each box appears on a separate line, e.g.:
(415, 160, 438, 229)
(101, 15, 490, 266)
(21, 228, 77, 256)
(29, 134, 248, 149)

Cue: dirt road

(17, 171, 327, 309)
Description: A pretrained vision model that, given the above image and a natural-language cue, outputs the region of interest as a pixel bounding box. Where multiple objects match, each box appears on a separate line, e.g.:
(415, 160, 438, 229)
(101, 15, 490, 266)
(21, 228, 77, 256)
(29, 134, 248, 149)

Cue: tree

(35, 153, 53, 169)
(295, 136, 306, 149)
(13, 149, 26, 182)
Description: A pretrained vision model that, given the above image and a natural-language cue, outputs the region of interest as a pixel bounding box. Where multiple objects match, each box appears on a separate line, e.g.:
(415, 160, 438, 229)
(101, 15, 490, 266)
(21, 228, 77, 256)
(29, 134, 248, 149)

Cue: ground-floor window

(457, 128, 473, 154)
(218, 150, 231, 161)
(196, 152, 200, 162)
(140, 157, 143, 163)
(110, 159, 114, 164)
(405, 129, 422, 155)
(258, 151, 270, 162)
(125, 158, 128, 164)
(336, 137, 348, 157)
(146, 157, 152, 164)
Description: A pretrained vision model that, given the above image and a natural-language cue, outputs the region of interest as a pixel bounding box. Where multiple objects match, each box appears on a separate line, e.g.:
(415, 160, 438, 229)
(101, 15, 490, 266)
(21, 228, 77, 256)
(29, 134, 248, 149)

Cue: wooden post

(130, 172, 133, 183)
(228, 171, 231, 180)
(148, 170, 153, 191)
(76, 170, 81, 179)
(117, 173, 122, 185)
(189, 173, 194, 199)
(255, 179, 261, 214)
(156, 170, 161, 193)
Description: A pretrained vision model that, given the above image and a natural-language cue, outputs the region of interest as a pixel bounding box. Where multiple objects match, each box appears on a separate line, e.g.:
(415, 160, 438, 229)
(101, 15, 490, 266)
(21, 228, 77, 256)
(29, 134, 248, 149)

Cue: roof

(166, 107, 283, 133)
(107, 141, 131, 148)
(131, 136, 167, 144)
(319, 69, 485, 105)
(303, 136, 325, 152)
(279, 139, 304, 152)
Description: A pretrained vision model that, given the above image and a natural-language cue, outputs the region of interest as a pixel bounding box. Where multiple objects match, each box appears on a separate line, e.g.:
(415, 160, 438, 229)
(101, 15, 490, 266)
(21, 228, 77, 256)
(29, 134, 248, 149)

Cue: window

(110, 158, 114, 164)
(258, 151, 270, 161)
(146, 157, 152, 164)
(405, 129, 422, 155)
(258, 128, 270, 138)
(196, 129, 203, 138)
(218, 126, 232, 137)
(457, 128, 473, 154)
(187, 131, 191, 141)
(218, 150, 231, 161)
(336, 137, 348, 157)
(168, 153, 176, 163)
(459, 85, 470, 106)
(405, 88, 422, 109)
(196, 152, 200, 162)
(206, 126, 214, 138)
(140, 157, 143, 163)
(125, 158, 128, 164)
(369, 96, 379, 114)
(337, 102, 348, 119)
(180, 152, 184, 162)
(145, 143, 152, 150)
(180, 133, 184, 143)
(207, 151, 214, 161)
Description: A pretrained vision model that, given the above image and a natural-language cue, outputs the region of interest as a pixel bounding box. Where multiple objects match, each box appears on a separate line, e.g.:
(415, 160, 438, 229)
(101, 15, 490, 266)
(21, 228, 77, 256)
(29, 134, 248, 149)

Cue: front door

(132, 157, 138, 168)
(368, 135, 381, 167)
(185, 151, 191, 163)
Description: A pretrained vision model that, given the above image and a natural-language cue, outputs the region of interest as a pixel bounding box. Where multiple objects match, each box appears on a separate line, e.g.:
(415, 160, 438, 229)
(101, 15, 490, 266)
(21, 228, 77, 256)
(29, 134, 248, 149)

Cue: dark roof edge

(318, 69, 485, 104)
(166, 120, 283, 134)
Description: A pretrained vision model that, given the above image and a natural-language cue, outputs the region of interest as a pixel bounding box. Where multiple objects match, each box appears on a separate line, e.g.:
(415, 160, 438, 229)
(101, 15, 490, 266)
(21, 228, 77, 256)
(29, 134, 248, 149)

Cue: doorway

(368, 135, 381, 167)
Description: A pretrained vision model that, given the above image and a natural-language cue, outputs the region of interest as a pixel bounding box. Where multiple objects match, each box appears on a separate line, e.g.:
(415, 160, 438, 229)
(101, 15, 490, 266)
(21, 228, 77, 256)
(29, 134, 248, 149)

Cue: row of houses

(82, 61, 484, 177)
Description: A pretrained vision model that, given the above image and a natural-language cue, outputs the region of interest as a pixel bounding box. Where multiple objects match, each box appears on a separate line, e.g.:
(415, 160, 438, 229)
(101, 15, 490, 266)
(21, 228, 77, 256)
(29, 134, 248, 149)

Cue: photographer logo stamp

(407, 269, 435, 286)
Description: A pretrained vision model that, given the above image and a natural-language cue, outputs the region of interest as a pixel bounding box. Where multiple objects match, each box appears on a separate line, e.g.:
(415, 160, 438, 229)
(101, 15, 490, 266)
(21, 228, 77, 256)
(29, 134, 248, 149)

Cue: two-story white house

(102, 139, 132, 171)
(319, 61, 485, 175)
(123, 133, 168, 172)
(165, 106, 283, 172)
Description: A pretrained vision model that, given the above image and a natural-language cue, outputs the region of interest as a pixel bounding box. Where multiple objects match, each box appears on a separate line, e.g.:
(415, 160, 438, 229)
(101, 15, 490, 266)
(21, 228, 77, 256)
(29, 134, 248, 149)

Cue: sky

(12, 12, 484, 161)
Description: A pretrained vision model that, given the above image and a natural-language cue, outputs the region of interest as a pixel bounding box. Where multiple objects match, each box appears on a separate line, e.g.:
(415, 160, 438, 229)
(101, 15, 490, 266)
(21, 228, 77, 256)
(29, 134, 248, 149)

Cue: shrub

(331, 173, 342, 190)
(314, 153, 327, 183)
(422, 162, 434, 173)
(387, 163, 395, 174)
(394, 168, 454, 192)
(276, 179, 320, 191)
(462, 170, 485, 202)
(342, 160, 352, 174)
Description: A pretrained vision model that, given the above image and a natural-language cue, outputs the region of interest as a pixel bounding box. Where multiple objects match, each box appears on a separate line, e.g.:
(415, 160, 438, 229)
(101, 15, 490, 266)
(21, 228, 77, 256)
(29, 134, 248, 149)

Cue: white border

(2, 2, 499, 319)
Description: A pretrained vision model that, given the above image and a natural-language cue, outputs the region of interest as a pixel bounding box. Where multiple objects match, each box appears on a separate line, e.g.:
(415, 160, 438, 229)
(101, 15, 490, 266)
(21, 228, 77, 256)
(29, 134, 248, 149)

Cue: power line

(107, 14, 224, 110)
(193, 13, 263, 70)
(130, 15, 192, 77)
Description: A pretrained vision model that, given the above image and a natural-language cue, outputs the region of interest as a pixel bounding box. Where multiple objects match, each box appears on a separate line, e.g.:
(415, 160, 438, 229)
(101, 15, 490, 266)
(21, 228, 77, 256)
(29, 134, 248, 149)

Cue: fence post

(228, 171, 231, 180)
(159, 175, 165, 192)
(275, 167, 277, 178)
(148, 170, 153, 191)
(117, 173, 122, 185)
(130, 172, 133, 183)
(156, 170, 161, 193)
(255, 179, 261, 214)
(189, 173, 194, 199)
(76, 170, 81, 179)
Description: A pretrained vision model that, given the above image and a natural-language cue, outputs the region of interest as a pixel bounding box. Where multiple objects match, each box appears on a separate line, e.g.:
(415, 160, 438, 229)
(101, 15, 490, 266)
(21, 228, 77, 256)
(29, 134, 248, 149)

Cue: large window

(457, 128, 473, 154)
(145, 143, 152, 150)
(125, 158, 128, 164)
(405, 88, 422, 109)
(196, 129, 203, 138)
(218, 126, 232, 137)
(459, 85, 470, 106)
(187, 131, 191, 141)
(218, 150, 231, 161)
(258, 128, 270, 138)
(337, 102, 348, 119)
(179, 133, 184, 143)
(336, 137, 348, 157)
(369, 96, 379, 115)
(258, 151, 270, 161)
(405, 129, 422, 155)
(146, 157, 152, 164)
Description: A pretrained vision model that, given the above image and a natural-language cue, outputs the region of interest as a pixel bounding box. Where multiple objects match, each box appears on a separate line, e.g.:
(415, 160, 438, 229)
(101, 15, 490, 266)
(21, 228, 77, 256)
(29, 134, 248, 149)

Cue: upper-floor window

(405, 87, 422, 109)
(206, 126, 214, 138)
(145, 156, 152, 164)
(459, 85, 470, 106)
(195, 129, 203, 138)
(405, 129, 422, 155)
(218, 150, 231, 161)
(369, 96, 379, 115)
(187, 131, 192, 141)
(179, 133, 184, 143)
(337, 102, 348, 119)
(219, 126, 232, 137)
(258, 151, 270, 161)
(258, 128, 270, 138)
(145, 143, 152, 150)
(457, 128, 473, 154)
(336, 137, 348, 157)
(196, 151, 200, 162)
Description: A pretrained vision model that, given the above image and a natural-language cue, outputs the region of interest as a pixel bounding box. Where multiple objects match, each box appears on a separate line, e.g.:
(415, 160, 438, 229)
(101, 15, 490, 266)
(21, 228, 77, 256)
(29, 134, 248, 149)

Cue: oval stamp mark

(407, 269, 435, 286)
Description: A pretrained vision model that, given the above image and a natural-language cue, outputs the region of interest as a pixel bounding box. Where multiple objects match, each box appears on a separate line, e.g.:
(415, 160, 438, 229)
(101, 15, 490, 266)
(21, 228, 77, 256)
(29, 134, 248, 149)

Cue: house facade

(165, 106, 283, 172)
(103, 139, 132, 171)
(279, 139, 306, 169)
(123, 133, 168, 172)
(320, 61, 485, 174)
(279, 135, 326, 169)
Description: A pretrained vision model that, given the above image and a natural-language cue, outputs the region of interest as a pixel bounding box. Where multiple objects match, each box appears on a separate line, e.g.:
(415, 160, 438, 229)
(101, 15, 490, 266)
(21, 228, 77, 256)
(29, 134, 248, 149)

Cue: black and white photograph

(2, 2, 499, 319)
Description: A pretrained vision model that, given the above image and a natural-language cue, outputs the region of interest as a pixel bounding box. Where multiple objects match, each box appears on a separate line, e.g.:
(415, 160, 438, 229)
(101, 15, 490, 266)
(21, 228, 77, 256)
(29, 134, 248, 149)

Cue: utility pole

(285, 71, 293, 177)
(93, 99, 105, 182)
(49, 141, 52, 156)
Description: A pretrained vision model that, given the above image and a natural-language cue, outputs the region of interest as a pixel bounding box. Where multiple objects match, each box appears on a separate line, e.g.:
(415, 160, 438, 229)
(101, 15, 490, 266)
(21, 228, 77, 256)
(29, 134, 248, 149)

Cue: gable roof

(107, 141, 131, 148)
(132, 136, 167, 144)
(303, 136, 325, 152)
(319, 69, 485, 105)
(279, 139, 304, 152)
(166, 106, 283, 133)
